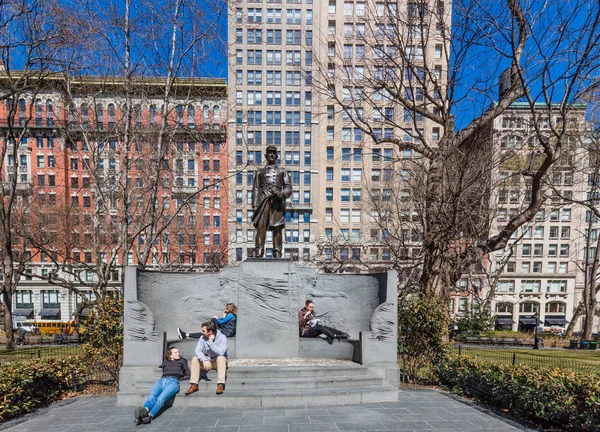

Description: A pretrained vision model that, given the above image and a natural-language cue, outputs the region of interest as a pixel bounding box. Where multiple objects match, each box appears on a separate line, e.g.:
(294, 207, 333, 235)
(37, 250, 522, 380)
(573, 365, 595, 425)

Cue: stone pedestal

(235, 259, 299, 358)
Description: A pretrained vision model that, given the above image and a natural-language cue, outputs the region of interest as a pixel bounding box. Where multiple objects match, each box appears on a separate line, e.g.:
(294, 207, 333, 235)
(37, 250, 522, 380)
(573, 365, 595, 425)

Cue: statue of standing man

(251, 146, 292, 258)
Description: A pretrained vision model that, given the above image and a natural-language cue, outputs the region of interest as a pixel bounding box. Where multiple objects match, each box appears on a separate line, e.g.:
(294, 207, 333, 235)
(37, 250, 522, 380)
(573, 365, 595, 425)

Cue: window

(547, 280, 567, 293)
(498, 280, 515, 293)
(519, 302, 539, 314)
(546, 302, 566, 314)
(326, 188, 333, 201)
(521, 280, 541, 293)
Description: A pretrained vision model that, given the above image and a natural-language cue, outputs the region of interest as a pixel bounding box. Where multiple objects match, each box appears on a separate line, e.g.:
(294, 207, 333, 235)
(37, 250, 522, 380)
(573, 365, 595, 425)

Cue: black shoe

(141, 414, 152, 424)
(338, 333, 350, 339)
(134, 406, 148, 426)
(177, 328, 186, 340)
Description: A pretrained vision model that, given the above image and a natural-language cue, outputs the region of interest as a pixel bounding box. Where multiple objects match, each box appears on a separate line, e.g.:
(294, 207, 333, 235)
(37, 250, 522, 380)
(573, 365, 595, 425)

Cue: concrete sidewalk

(0, 389, 537, 432)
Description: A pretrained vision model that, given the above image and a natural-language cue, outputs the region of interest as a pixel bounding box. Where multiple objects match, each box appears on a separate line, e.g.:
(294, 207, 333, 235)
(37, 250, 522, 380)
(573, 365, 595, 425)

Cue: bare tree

(2, 0, 228, 342)
(0, 0, 79, 349)
(310, 0, 600, 300)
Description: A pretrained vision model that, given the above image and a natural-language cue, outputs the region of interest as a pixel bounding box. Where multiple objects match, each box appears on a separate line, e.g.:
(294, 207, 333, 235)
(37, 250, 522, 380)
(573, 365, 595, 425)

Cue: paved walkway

(0, 389, 537, 432)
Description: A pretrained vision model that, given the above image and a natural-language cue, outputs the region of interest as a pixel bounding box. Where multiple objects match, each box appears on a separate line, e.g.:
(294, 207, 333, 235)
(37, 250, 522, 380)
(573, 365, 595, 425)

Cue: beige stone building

(483, 103, 591, 333)
(228, 0, 451, 266)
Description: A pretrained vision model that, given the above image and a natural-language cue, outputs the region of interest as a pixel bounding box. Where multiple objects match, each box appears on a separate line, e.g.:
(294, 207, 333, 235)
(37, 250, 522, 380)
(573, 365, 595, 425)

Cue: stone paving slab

(0, 389, 539, 432)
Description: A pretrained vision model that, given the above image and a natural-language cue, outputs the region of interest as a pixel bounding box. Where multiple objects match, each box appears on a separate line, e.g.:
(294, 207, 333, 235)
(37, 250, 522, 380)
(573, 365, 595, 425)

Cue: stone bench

(118, 261, 400, 407)
(170, 336, 357, 361)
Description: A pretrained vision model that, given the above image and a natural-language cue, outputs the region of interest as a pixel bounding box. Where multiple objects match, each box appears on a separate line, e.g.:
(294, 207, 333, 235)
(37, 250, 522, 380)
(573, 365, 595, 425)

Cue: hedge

(438, 356, 600, 431)
(0, 357, 86, 422)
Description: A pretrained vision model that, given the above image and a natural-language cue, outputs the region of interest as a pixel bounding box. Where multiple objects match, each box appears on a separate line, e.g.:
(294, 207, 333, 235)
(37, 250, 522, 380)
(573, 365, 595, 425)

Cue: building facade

(228, 0, 451, 267)
(456, 103, 591, 333)
(1, 75, 228, 324)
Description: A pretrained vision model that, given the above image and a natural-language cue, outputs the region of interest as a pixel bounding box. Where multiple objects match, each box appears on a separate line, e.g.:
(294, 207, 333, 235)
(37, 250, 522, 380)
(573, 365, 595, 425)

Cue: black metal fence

(398, 343, 600, 388)
(452, 344, 600, 376)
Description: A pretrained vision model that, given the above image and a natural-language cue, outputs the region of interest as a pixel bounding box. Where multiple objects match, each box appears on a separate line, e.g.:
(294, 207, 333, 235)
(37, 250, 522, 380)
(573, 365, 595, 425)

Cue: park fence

(399, 343, 600, 387)
(0, 344, 115, 388)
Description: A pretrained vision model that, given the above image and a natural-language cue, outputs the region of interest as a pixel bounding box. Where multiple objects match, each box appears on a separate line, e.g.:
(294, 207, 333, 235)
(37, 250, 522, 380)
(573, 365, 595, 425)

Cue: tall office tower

(311, 0, 451, 270)
(482, 103, 590, 333)
(228, 0, 316, 262)
(228, 1, 451, 266)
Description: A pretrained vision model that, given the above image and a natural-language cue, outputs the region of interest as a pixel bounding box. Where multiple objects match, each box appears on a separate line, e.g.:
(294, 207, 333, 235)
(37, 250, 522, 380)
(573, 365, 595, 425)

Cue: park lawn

(453, 345, 600, 374)
(0, 345, 82, 362)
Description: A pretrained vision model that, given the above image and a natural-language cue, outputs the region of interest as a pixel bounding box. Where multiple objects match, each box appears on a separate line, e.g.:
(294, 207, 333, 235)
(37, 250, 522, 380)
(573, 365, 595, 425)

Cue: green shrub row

(0, 357, 86, 422)
(438, 356, 600, 431)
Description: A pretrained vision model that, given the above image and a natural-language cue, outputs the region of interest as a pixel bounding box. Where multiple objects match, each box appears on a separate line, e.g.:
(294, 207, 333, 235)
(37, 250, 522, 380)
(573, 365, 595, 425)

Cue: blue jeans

(143, 377, 180, 417)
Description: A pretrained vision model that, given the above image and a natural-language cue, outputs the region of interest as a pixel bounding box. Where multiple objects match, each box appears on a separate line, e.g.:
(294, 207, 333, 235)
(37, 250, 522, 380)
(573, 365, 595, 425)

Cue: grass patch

(453, 345, 600, 375)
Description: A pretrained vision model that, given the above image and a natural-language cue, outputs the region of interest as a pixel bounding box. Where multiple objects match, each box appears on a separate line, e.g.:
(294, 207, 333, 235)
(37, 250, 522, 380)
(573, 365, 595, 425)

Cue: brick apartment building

(1, 74, 228, 323)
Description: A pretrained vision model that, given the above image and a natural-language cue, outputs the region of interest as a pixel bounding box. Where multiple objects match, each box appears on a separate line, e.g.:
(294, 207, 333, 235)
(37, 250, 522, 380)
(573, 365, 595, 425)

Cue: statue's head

(265, 146, 278, 164)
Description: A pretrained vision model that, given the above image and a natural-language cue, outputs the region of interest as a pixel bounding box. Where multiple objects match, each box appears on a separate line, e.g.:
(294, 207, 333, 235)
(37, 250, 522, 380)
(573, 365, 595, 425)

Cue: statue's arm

(280, 169, 292, 199)
(251, 170, 260, 209)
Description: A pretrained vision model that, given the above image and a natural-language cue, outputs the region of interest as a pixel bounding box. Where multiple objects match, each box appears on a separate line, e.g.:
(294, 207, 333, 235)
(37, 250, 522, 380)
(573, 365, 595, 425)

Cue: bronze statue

(251, 146, 292, 258)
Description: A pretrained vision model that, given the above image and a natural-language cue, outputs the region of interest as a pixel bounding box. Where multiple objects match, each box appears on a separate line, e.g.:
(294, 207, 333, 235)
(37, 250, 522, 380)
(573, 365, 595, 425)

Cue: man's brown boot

(216, 383, 225, 395)
(185, 384, 199, 395)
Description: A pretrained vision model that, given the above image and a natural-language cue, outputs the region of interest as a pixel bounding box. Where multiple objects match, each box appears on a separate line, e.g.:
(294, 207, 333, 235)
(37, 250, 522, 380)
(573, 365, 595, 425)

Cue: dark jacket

(298, 307, 315, 336)
(160, 357, 190, 381)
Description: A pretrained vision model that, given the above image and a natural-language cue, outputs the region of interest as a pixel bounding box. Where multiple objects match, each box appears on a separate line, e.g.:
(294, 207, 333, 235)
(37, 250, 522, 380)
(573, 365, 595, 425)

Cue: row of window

(496, 301, 566, 314)
(235, 70, 311, 86)
(235, 109, 312, 125)
(235, 28, 313, 45)
(235, 6, 312, 24)
(7, 99, 224, 129)
(326, 147, 394, 161)
(499, 208, 572, 223)
(325, 187, 372, 202)
(497, 280, 569, 293)
(235, 49, 311, 66)
(234, 228, 311, 244)
(321, 247, 394, 261)
(235, 130, 312, 146)
(504, 261, 569, 274)
(235, 110, 312, 126)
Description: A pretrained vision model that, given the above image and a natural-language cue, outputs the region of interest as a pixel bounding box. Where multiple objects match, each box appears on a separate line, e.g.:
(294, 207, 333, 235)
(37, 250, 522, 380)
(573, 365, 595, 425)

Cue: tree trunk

(565, 302, 583, 338)
(583, 300, 597, 340)
(2, 290, 15, 351)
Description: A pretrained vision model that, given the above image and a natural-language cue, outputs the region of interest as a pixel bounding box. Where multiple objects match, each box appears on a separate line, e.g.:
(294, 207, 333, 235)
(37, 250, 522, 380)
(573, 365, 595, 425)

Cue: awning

(545, 317, 569, 326)
(496, 317, 514, 325)
(12, 308, 33, 317)
(39, 309, 60, 318)
(519, 317, 541, 325)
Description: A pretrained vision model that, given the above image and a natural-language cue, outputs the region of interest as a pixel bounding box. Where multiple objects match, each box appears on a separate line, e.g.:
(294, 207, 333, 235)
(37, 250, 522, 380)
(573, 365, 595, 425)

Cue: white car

(13, 321, 40, 334)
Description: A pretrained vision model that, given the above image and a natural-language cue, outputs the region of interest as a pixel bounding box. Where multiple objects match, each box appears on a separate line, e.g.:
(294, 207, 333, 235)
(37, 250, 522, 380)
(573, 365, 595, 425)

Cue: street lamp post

(533, 311, 540, 350)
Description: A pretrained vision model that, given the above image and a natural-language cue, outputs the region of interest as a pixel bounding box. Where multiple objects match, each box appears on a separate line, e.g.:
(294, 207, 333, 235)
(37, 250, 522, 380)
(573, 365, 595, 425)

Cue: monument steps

(119, 364, 399, 408)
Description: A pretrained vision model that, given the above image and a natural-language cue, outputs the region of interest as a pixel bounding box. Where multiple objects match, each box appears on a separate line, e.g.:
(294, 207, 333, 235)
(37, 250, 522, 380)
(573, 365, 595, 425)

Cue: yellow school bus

(35, 320, 77, 335)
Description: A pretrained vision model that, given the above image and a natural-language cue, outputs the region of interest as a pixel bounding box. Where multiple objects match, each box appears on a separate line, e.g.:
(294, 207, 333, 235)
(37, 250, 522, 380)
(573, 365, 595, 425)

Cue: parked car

(12, 321, 40, 334)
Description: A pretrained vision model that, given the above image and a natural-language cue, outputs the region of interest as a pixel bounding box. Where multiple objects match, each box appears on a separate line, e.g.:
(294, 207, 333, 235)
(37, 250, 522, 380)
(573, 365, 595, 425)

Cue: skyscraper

(228, 0, 451, 266)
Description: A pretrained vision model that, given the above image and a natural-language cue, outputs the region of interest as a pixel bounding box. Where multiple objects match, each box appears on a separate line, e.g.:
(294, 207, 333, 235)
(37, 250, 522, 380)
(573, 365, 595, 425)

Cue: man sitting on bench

(184, 320, 228, 395)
